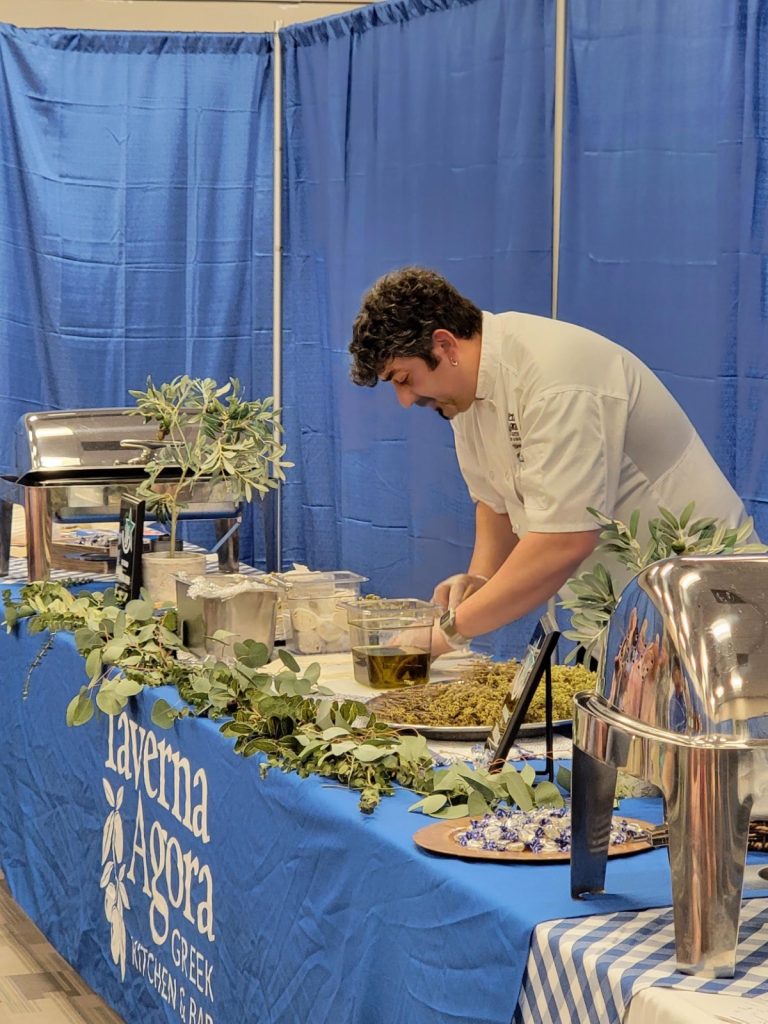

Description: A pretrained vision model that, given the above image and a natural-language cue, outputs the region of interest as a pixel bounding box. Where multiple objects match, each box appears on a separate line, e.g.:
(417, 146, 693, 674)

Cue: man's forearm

(467, 501, 518, 578)
(453, 530, 599, 638)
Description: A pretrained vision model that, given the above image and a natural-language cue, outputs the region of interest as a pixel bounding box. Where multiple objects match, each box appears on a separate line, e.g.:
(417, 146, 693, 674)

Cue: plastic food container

(342, 598, 439, 689)
(283, 571, 368, 655)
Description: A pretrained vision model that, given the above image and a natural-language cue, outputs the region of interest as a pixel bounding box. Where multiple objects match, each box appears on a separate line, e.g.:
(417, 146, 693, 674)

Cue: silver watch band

(439, 609, 469, 648)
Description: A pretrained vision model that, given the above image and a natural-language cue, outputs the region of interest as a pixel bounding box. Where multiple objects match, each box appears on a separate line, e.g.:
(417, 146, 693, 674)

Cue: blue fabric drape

(719, 1, 768, 537)
(558, 0, 768, 537)
(0, 24, 274, 563)
(6, 0, 767, 654)
(280, 0, 555, 656)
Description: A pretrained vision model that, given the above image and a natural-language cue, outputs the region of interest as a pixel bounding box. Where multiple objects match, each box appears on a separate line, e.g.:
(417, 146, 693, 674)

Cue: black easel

(486, 619, 560, 782)
(539, 654, 554, 783)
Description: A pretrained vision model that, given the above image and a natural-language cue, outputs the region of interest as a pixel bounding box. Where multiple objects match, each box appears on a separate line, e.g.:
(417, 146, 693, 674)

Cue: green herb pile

(370, 660, 596, 727)
(525, 663, 598, 722)
(370, 667, 513, 727)
(2, 581, 564, 818)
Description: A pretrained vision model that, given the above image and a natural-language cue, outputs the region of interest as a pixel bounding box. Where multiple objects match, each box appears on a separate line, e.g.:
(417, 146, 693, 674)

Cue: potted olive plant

(128, 375, 291, 603)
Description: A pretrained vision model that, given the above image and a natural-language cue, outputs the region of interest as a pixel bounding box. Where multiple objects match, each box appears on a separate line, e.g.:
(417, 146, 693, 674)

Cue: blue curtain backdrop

(280, 0, 555, 657)
(4, 0, 768, 656)
(558, 0, 768, 537)
(0, 24, 275, 563)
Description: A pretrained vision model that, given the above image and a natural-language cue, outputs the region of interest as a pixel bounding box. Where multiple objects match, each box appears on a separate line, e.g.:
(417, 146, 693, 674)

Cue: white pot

(141, 551, 208, 606)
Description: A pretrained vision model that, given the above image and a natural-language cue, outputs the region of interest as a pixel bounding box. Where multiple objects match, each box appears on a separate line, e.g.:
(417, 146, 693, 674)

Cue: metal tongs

(644, 820, 768, 851)
(645, 823, 671, 848)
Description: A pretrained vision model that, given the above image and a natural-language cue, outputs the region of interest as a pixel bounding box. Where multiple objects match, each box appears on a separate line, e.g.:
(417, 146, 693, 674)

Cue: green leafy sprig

(129, 375, 293, 555)
(2, 581, 563, 818)
(3, 581, 186, 725)
(561, 503, 766, 666)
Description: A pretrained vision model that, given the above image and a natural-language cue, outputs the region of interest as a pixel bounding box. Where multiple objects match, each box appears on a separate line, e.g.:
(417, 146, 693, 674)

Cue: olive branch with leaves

(129, 375, 293, 556)
(560, 503, 767, 667)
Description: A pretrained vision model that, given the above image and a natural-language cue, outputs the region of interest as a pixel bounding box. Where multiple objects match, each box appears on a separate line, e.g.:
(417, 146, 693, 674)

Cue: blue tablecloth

(0, 609, 694, 1024)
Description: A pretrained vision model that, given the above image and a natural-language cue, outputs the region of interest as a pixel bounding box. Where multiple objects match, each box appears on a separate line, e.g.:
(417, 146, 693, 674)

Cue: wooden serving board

(413, 816, 655, 863)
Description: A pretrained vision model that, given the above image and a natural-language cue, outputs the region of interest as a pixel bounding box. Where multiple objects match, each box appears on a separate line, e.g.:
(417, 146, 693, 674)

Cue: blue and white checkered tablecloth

(1, 552, 261, 585)
(1, 553, 110, 582)
(515, 899, 768, 1024)
(1, 552, 120, 585)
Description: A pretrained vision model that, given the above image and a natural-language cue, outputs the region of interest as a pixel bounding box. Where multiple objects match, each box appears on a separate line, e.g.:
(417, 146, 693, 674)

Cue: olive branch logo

(100, 778, 130, 980)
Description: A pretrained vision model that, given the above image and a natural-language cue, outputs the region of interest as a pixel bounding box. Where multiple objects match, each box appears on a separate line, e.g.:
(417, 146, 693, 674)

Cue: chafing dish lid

(599, 554, 768, 740)
(9, 408, 178, 485)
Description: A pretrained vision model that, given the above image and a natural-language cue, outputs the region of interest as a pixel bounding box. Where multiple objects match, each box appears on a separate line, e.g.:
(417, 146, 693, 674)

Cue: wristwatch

(438, 608, 470, 649)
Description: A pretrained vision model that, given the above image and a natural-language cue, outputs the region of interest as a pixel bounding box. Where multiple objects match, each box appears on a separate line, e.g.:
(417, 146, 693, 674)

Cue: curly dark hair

(348, 266, 482, 386)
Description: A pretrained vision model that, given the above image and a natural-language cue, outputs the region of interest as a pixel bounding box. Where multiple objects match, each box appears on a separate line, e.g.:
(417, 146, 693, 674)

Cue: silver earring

(450, 358, 458, 366)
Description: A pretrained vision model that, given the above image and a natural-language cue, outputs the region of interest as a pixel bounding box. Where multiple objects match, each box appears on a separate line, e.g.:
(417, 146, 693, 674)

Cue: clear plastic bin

(283, 571, 368, 654)
(342, 598, 439, 688)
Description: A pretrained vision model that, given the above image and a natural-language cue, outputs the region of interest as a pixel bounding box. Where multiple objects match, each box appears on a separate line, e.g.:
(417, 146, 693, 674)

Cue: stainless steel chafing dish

(0, 408, 240, 580)
(571, 554, 768, 977)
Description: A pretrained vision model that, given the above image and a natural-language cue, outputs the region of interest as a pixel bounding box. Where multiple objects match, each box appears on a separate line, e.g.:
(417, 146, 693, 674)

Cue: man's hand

(432, 573, 488, 610)
(429, 621, 455, 660)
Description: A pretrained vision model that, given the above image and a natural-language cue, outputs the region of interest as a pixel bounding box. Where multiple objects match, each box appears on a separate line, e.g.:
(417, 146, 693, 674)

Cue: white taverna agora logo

(120, 505, 137, 556)
(101, 778, 130, 979)
(102, 713, 216, 1023)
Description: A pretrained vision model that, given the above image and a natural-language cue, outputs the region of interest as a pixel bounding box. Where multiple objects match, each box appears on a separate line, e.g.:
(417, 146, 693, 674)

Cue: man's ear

(432, 328, 459, 361)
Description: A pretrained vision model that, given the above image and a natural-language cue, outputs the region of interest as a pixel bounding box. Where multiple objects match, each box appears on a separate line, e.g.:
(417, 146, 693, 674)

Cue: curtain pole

(548, 0, 567, 626)
(551, 0, 566, 323)
(272, 20, 283, 570)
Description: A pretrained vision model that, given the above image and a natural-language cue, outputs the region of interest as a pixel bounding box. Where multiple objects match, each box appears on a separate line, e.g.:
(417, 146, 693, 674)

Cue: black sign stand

(542, 655, 554, 783)
(114, 495, 145, 605)
(486, 614, 560, 783)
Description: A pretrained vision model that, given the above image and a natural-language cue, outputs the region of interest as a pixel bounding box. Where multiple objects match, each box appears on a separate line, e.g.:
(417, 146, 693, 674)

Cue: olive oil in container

(342, 598, 439, 690)
(352, 645, 431, 688)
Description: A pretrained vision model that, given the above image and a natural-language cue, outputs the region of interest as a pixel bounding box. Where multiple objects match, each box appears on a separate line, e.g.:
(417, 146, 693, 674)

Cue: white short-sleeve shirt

(451, 311, 748, 548)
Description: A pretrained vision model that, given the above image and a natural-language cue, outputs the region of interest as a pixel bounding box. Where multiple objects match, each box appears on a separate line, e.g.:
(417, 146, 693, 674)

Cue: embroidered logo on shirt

(507, 414, 524, 463)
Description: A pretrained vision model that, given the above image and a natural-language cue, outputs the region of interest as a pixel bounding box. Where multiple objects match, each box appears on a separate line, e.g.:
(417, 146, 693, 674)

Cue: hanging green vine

(2, 581, 563, 817)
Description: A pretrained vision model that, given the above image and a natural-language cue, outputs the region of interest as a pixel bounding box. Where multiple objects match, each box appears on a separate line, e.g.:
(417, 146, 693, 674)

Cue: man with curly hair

(349, 266, 750, 657)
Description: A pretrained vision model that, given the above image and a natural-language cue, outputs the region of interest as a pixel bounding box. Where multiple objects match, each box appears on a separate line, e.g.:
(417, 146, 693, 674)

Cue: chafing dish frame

(570, 553, 768, 978)
(0, 408, 242, 580)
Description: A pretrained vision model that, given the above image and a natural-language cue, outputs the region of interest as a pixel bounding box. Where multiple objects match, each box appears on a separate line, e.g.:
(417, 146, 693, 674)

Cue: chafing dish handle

(118, 439, 172, 465)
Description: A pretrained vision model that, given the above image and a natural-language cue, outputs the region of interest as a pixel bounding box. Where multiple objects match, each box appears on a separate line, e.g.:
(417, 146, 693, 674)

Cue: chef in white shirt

(348, 266, 753, 658)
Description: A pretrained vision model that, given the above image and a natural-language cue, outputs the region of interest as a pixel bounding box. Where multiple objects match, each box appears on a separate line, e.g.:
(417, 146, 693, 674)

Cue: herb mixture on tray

(370, 660, 597, 727)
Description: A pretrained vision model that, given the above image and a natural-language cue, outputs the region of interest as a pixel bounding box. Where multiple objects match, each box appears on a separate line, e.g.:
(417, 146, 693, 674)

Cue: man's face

(379, 349, 473, 420)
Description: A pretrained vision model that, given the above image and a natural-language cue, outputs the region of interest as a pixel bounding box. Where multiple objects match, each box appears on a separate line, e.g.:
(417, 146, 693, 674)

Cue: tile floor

(0, 870, 124, 1023)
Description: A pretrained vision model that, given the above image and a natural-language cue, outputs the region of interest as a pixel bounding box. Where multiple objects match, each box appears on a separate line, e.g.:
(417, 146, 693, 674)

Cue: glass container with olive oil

(351, 645, 431, 688)
(343, 598, 439, 689)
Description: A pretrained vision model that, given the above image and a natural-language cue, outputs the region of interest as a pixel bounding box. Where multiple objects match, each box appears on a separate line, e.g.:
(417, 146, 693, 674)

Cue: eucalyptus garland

(2, 580, 563, 817)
